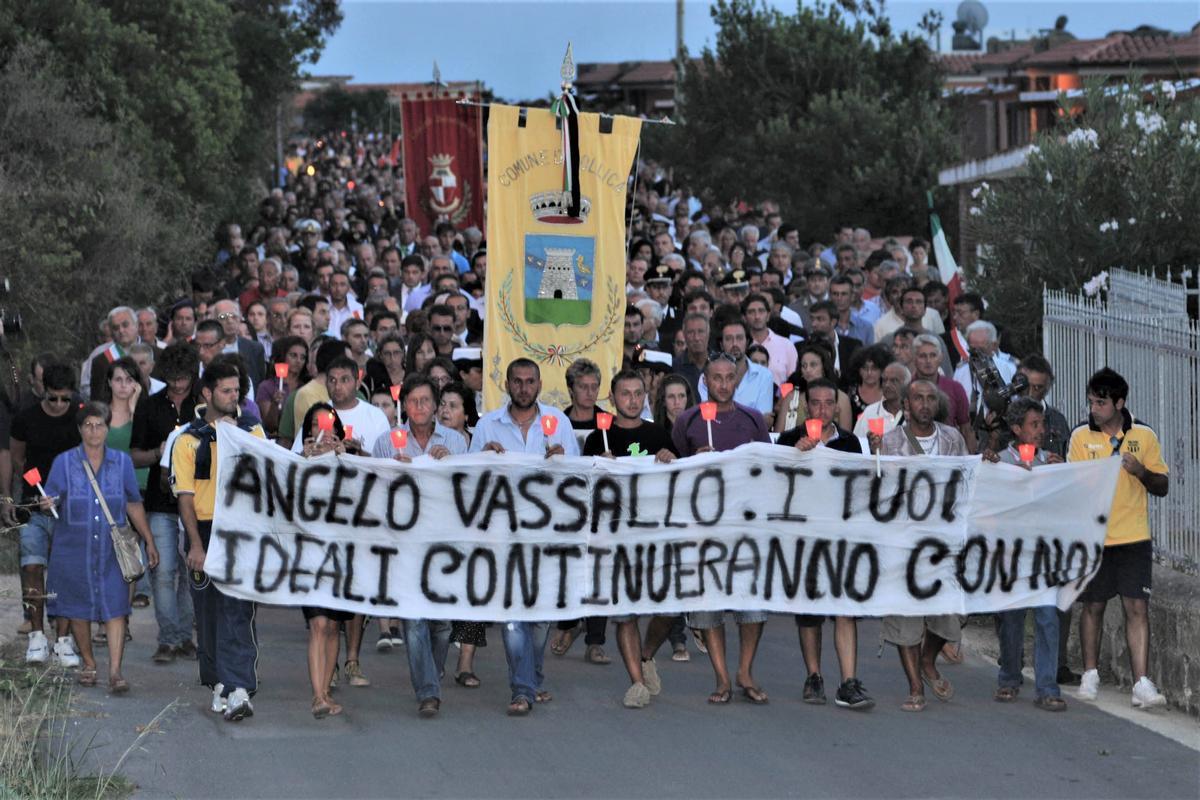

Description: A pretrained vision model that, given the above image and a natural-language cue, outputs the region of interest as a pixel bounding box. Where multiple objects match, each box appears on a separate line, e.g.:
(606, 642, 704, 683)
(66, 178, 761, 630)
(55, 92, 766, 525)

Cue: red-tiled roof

(937, 52, 985, 74)
(975, 43, 1037, 68)
(1021, 33, 1200, 67)
(620, 61, 678, 85)
(577, 62, 628, 85)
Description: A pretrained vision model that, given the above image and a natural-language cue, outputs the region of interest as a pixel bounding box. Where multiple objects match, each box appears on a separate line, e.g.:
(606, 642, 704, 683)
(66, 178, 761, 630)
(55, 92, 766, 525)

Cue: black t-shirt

(10, 402, 82, 500)
(777, 425, 862, 453)
(583, 420, 676, 458)
(131, 388, 197, 513)
(563, 405, 606, 431)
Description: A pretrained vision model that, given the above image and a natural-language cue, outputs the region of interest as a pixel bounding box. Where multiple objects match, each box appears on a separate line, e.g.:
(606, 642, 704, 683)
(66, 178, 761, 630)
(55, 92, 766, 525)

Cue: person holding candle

(985, 397, 1067, 711)
(256, 336, 308, 437)
(698, 320, 775, 428)
(41, 401, 159, 693)
(367, 377, 466, 718)
(562, 359, 606, 430)
(777, 379, 875, 710)
(671, 354, 771, 705)
(577, 371, 679, 693)
(469, 358, 578, 716)
(869, 379, 968, 712)
(4, 362, 83, 665)
(172, 361, 266, 721)
(853, 362, 909, 437)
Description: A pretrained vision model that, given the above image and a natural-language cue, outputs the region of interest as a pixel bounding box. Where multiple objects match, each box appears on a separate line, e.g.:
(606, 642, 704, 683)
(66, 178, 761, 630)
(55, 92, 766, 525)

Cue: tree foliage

(969, 78, 1200, 354)
(668, 0, 957, 236)
(0, 0, 341, 367)
(302, 86, 394, 135)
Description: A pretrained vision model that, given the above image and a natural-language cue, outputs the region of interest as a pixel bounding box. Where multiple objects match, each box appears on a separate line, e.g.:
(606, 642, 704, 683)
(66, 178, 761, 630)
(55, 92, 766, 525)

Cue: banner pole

(455, 99, 676, 126)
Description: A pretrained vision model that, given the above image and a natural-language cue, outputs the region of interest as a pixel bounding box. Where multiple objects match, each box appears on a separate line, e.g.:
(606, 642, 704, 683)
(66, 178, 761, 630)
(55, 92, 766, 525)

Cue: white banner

(207, 426, 1121, 620)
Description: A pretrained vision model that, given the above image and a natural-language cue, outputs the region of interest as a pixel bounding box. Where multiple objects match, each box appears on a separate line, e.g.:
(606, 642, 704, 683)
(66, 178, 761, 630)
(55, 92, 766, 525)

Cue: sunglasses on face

(708, 351, 738, 364)
(46, 394, 73, 404)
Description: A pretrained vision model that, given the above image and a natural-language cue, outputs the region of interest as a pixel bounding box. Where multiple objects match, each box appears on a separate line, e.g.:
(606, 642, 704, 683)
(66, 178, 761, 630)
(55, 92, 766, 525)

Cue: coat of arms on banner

(423, 153, 473, 224)
(524, 234, 594, 326)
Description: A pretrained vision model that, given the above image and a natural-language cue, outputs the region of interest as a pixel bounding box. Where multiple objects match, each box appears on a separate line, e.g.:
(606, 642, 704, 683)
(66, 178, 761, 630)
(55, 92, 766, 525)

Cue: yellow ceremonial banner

(483, 105, 642, 411)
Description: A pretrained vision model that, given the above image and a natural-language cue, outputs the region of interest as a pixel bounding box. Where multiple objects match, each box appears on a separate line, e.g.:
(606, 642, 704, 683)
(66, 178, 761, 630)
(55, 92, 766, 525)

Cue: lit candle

(779, 382, 793, 399)
(805, 418, 823, 443)
(274, 362, 288, 393)
(343, 424, 354, 441)
(1018, 443, 1036, 465)
(868, 418, 886, 477)
(391, 429, 408, 450)
(699, 402, 717, 449)
(596, 411, 613, 454)
(316, 411, 334, 444)
(22, 468, 57, 519)
(390, 384, 402, 402)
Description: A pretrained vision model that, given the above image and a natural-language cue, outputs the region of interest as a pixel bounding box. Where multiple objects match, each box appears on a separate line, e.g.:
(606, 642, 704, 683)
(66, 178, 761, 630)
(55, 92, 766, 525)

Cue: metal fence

(1107, 268, 1192, 324)
(1043, 280, 1200, 570)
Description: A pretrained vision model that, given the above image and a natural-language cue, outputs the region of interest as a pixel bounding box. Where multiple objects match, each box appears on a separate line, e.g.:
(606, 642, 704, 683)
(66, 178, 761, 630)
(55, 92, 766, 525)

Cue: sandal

(585, 644, 612, 665)
(109, 676, 130, 695)
(691, 629, 708, 655)
(550, 625, 580, 657)
(940, 642, 963, 664)
(535, 689, 553, 703)
(506, 697, 532, 716)
(994, 686, 1019, 703)
(738, 684, 769, 705)
(707, 688, 732, 704)
(901, 694, 926, 712)
(77, 669, 98, 688)
(1035, 695, 1067, 712)
(921, 670, 955, 701)
(454, 672, 481, 688)
(312, 696, 333, 719)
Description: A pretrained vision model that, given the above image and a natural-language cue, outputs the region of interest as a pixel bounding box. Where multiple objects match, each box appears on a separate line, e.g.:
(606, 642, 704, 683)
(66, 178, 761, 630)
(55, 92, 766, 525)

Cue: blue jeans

(501, 621, 549, 704)
(148, 512, 193, 647)
(998, 606, 1060, 699)
(19, 511, 54, 567)
(402, 619, 451, 702)
(134, 539, 151, 598)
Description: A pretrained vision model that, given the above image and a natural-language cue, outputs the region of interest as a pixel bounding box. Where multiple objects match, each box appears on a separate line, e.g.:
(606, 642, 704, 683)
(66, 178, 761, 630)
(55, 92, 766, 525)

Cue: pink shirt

(754, 328, 797, 386)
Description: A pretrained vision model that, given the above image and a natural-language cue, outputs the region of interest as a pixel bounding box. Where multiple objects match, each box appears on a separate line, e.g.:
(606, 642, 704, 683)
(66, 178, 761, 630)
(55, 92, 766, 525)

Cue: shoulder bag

(82, 455, 145, 583)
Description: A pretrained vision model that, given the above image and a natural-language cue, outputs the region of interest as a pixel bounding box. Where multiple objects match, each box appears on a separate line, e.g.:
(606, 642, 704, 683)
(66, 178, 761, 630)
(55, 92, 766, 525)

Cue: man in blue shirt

(698, 319, 775, 427)
(469, 358, 577, 715)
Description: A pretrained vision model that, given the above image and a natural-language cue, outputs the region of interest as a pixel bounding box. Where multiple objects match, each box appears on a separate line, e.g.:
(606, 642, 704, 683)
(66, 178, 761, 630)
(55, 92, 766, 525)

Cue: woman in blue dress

(43, 401, 159, 693)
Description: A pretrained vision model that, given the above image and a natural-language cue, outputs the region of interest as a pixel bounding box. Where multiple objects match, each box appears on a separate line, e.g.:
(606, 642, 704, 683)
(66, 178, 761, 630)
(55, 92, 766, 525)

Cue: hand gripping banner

(207, 426, 1121, 621)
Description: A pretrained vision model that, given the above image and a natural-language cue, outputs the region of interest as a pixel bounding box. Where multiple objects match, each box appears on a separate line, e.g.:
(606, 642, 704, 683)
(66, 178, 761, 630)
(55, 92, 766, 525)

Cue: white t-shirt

(915, 431, 939, 455)
(290, 400, 391, 454)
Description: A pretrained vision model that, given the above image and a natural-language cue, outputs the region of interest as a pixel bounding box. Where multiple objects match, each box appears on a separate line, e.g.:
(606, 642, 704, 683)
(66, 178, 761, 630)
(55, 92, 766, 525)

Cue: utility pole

(676, 0, 684, 64)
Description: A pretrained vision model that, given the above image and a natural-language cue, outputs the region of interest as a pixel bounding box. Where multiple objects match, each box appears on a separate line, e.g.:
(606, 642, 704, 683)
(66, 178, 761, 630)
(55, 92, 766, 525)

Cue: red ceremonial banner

(401, 97, 484, 235)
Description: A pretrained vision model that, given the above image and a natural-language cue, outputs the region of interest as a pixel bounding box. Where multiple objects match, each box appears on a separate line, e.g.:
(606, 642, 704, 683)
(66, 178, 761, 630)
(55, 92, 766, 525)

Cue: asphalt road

(52, 605, 1199, 799)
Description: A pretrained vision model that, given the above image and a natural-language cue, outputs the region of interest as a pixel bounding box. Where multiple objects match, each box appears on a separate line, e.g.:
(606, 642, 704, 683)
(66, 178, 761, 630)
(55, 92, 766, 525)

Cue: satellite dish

(957, 0, 989, 33)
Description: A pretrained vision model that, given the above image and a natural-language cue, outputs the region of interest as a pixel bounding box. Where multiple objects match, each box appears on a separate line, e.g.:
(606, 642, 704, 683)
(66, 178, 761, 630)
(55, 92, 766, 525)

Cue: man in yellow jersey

(1067, 368, 1169, 709)
(173, 361, 266, 722)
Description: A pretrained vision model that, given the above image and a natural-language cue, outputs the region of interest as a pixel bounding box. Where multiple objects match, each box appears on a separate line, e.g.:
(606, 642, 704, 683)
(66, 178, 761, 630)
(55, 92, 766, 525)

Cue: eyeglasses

(708, 351, 738, 364)
(81, 421, 108, 430)
(216, 313, 241, 321)
(45, 394, 72, 404)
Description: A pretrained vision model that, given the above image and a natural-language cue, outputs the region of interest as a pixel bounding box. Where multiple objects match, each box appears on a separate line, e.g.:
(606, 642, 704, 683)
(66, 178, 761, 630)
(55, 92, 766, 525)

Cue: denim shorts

(19, 511, 55, 568)
(686, 610, 768, 629)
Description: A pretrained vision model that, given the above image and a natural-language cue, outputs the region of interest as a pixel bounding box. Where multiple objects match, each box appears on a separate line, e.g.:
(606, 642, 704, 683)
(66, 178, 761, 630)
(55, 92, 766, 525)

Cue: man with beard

(469, 359, 578, 716)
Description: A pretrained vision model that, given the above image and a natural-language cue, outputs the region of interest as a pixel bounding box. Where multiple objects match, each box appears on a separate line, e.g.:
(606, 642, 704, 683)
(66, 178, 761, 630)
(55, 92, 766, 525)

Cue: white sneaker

(210, 683, 227, 714)
(224, 688, 254, 722)
(52, 635, 81, 668)
(25, 631, 49, 664)
(1131, 676, 1167, 709)
(1077, 669, 1099, 701)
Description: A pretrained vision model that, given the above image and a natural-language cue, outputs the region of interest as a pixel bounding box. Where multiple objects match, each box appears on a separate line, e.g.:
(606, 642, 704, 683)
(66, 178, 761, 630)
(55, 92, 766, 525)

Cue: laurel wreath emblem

(496, 272, 623, 366)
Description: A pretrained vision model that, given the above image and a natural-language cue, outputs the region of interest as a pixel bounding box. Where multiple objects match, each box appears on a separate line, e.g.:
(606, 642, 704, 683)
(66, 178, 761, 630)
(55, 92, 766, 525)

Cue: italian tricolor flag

(928, 191, 963, 305)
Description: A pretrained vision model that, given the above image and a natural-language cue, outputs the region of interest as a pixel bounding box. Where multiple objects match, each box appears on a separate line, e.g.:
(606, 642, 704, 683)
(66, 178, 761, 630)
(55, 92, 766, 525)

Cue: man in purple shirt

(670, 355, 772, 705)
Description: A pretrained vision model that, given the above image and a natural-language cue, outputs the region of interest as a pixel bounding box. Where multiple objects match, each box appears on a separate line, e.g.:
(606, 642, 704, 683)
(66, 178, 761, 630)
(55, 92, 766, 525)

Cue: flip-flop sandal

(535, 689, 553, 703)
(993, 686, 1019, 702)
(507, 697, 532, 716)
(454, 672, 481, 688)
(707, 688, 732, 704)
(312, 697, 333, 719)
(940, 642, 963, 664)
(550, 626, 580, 657)
(901, 694, 926, 712)
(1035, 696, 1067, 712)
(922, 671, 955, 701)
(77, 669, 98, 688)
(585, 645, 612, 665)
(109, 676, 130, 695)
(738, 684, 769, 704)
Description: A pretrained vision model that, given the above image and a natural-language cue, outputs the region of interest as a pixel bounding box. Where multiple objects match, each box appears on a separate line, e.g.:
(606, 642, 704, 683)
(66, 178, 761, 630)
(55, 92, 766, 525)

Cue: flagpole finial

(432, 60, 442, 88)
(560, 42, 576, 92)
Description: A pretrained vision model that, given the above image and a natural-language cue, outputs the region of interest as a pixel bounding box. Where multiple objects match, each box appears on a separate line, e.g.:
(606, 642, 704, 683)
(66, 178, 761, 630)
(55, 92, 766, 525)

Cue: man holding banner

(470, 358, 578, 716)
(873, 379, 969, 712)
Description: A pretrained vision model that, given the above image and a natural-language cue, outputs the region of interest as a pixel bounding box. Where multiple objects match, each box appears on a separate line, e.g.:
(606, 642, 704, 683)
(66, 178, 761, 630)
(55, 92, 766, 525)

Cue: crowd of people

(0, 135, 1171, 722)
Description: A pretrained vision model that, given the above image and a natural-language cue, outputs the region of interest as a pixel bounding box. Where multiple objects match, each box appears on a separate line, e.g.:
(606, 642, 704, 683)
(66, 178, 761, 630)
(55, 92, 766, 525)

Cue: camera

(968, 347, 1028, 414)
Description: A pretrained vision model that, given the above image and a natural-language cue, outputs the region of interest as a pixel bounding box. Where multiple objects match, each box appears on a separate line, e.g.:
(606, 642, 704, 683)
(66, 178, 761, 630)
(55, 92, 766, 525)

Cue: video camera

(968, 347, 1028, 414)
